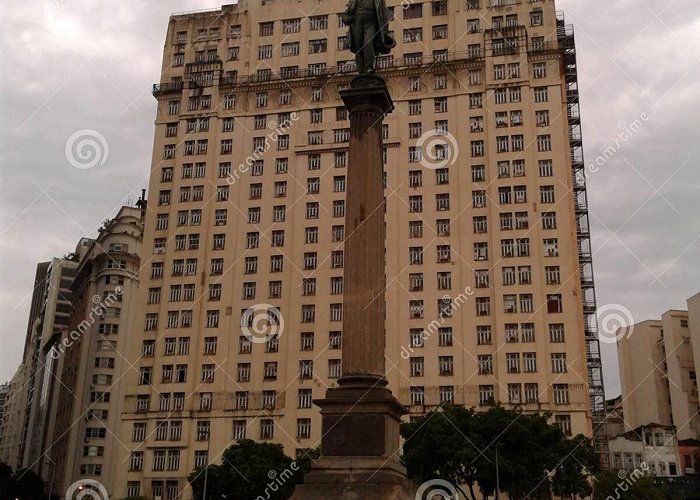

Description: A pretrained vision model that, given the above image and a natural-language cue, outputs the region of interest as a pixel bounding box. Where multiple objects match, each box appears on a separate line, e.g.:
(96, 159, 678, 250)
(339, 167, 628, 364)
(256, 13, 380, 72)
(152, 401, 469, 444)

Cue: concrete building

(21, 244, 90, 478)
(608, 423, 682, 478)
(0, 365, 30, 468)
(618, 299, 700, 441)
(0, 246, 93, 476)
(605, 395, 625, 439)
(47, 205, 144, 495)
(116, 0, 606, 497)
(0, 262, 50, 469)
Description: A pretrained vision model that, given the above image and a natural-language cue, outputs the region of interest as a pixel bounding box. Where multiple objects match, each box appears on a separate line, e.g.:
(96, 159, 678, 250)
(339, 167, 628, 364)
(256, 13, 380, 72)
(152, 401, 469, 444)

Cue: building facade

(48, 205, 144, 496)
(608, 423, 682, 478)
(115, 0, 606, 497)
(0, 262, 50, 469)
(618, 297, 700, 442)
(0, 248, 92, 476)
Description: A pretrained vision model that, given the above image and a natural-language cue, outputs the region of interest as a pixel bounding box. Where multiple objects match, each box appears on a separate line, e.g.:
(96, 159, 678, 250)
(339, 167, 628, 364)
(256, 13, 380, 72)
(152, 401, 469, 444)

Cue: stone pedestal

(291, 76, 413, 499)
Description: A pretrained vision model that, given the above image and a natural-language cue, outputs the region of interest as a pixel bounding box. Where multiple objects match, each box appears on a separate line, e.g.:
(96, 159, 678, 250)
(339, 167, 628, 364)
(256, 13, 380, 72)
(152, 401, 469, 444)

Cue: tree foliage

(593, 470, 664, 500)
(400, 406, 598, 500)
(0, 463, 46, 500)
(188, 440, 318, 500)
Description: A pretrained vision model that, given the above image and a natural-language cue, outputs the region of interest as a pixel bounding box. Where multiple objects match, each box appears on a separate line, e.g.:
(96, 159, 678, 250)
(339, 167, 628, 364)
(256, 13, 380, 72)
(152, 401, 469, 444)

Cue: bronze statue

(342, 0, 396, 74)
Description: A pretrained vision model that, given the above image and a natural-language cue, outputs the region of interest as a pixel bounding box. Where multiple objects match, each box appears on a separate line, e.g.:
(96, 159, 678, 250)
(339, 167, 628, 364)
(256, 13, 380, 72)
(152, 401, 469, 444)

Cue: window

(438, 356, 453, 376)
(534, 86, 549, 103)
(410, 387, 425, 406)
(309, 14, 328, 30)
(309, 39, 327, 54)
(537, 134, 552, 151)
(551, 353, 567, 373)
(542, 212, 557, 230)
(408, 357, 425, 377)
(472, 326, 490, 347)
(530, 10, 543, 26)
(479, 385, 494, 405)
(328, 359, 341, 379)
(553, 384, 569, 405)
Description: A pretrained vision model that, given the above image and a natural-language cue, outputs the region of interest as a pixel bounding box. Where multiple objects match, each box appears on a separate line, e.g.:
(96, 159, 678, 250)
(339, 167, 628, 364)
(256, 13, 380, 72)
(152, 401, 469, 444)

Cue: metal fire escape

(556, 11, 610, 470)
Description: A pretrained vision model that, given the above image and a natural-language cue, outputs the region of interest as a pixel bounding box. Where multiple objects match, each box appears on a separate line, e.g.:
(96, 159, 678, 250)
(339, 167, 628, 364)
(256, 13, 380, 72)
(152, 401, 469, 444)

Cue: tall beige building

(618, 297, 700, 442)
(48, 205, 144, 496)
(115, 0, 606, 497)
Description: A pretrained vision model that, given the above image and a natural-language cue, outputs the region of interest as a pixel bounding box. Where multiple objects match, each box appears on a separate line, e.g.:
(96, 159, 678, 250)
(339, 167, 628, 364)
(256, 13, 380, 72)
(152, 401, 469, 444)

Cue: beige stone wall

(661, 310, 698, 440)
(115, 1, 594, 497)
(618, 320, 672, 431)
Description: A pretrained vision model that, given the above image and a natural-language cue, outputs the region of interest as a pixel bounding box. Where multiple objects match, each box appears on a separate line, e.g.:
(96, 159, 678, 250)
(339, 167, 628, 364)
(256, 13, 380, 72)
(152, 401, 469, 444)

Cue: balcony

(152, 81, 184, 97)
(582, 300, 597, 314)
(217, 49, 485, 89)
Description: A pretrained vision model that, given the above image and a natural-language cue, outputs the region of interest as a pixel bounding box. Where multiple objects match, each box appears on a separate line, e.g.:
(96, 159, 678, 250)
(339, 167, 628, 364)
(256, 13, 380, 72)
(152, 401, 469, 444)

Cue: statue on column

(342, 0, 396, 74)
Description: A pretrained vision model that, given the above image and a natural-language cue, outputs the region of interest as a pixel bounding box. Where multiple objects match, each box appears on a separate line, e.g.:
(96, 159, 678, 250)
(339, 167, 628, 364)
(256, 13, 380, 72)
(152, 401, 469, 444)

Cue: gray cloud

(1, 1, 699, 401)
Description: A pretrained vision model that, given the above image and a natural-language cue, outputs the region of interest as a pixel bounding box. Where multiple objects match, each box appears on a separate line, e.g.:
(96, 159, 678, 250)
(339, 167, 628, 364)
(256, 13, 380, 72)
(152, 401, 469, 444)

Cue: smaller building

(678, 438, 700, 476)
(608, 423, 682, 477)
(605, 395, 625, 439)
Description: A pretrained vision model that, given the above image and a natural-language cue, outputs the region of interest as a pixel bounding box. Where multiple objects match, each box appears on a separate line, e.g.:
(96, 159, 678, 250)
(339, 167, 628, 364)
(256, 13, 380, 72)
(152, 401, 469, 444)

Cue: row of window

(147, 236, 559, 285)
(160, 158, 556, 191)
(408, 323, 567, 348)
(160, 155, 347, 185)
(164, 82, 551, 118)
(173, 2, 544, 44)
(406, 293, 564, 319)
(407, 266, 561, 291)
(144, 292, 564, 332)
(149, 250, 343, 282)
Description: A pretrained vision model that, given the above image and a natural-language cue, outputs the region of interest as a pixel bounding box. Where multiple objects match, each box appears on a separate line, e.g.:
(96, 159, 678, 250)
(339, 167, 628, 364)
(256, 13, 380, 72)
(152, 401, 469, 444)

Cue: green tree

(401, 406, 597, 500)
(594, 470, 664, 500)
(550, 434, 599, 499)
(188, 440, 315, 500)
(401, 405, 481, 500)
(12, 468, 46, 500)
(0, 462, 15, 500)
(470, 407, 565, 499)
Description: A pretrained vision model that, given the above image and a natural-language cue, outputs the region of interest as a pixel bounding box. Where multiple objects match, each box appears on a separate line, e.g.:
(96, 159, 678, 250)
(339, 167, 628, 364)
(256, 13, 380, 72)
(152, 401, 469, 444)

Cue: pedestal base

(290, 385, 415, 499)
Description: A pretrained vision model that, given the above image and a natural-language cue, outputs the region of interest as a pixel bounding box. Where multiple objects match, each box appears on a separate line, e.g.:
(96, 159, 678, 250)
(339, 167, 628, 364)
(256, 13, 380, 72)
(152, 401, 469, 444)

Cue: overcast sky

(1, 0, 699, 398)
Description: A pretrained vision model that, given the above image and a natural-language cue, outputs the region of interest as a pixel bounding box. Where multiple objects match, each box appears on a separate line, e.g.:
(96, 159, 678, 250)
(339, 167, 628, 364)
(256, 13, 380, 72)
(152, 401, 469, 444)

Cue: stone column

(338, 79, 392, 387)
(291, 76, 413, 500)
